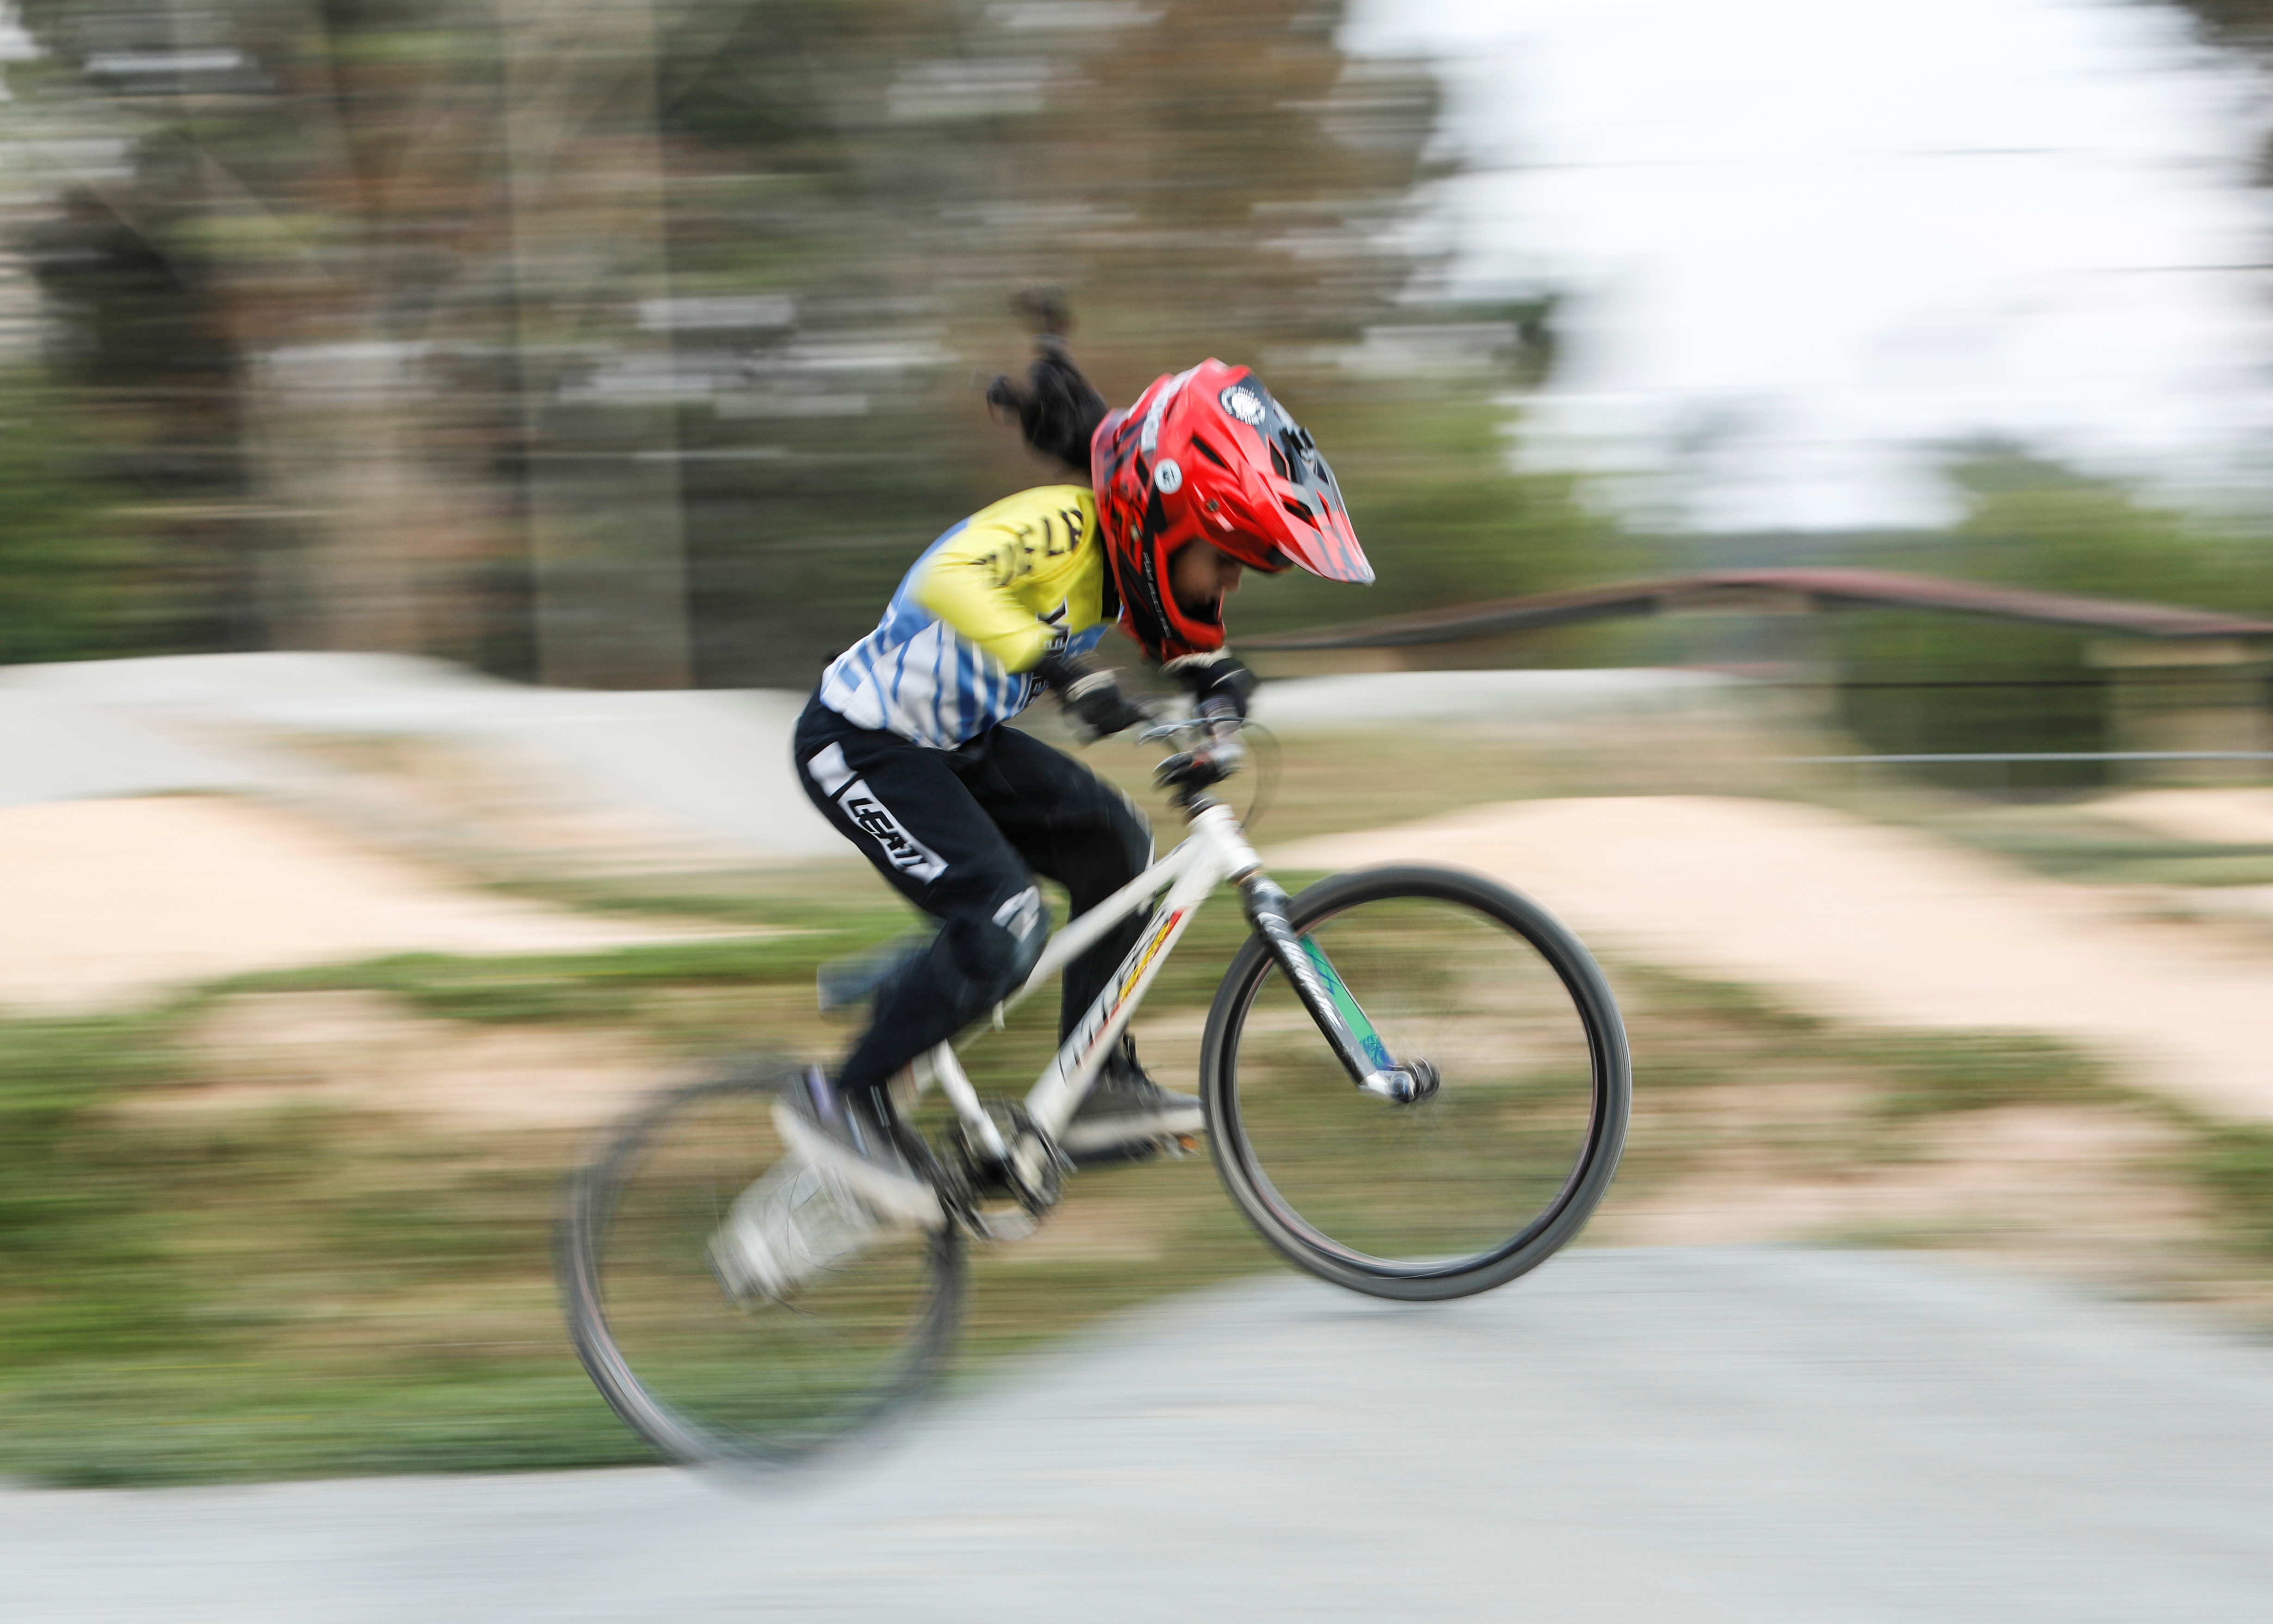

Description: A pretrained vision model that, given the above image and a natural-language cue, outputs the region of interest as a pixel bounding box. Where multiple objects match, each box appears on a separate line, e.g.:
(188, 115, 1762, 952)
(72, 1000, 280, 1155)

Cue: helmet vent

(1269, 445, 1291, 481)
(1191, 436, 1231, 469)
(1280, 495, 1315, 525)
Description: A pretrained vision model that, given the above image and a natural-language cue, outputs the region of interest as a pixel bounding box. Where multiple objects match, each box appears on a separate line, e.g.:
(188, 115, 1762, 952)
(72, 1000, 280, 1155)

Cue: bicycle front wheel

(559, 1060, 963, 1467)
(1202, 866, 1630, 1301)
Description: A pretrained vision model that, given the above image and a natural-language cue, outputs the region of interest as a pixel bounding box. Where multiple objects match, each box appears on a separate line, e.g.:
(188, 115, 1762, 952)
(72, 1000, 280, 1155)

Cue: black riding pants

(794, 695, 1153, 1100)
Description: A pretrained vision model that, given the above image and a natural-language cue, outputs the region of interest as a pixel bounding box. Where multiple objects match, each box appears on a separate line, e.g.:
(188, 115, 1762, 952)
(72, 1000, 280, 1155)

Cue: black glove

(1036, 651, 1152, 743)
(1162, 651, 1259, 724)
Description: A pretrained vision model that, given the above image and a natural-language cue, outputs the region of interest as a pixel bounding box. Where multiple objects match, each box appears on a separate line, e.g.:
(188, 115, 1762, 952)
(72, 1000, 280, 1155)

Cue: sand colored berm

(0, 797, 754, 1009)
(1273, 794, 2273, 1124)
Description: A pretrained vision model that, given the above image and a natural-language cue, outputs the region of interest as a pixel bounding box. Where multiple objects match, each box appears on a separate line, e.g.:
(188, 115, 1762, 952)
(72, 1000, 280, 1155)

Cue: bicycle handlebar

(1134, 705, 1244, 746)
(1143, 707, 1249, 804)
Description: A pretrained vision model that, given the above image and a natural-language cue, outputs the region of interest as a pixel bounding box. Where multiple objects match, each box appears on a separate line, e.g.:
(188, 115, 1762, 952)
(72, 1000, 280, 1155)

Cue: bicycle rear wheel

(559, 1060, 963, 1466)
(1203, 866, 1629, 1301)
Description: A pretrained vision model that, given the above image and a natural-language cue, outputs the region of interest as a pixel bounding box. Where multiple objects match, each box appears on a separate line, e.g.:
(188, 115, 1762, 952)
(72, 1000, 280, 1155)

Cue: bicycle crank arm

(1240, 876, 1436, 1104)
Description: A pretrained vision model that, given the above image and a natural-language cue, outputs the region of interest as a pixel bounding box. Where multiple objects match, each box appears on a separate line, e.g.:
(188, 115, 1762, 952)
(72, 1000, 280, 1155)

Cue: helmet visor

(1266, 424, 1372, 584)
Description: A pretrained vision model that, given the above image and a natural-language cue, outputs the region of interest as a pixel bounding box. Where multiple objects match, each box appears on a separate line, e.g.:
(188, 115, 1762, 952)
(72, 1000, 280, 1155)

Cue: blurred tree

(2169, 0, 2273, 63)
(5, 0, 1618, 685)
(1828, 444, 2273, 785)
(12, 0, 525, 664)
(0, 367, 157, 663)
(1937, 446, 2271, 609)
(646, 0, 1623, 679)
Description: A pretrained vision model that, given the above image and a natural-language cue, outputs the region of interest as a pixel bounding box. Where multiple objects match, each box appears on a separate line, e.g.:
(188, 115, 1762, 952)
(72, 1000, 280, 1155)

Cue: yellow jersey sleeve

(912, 485, 1107, 673)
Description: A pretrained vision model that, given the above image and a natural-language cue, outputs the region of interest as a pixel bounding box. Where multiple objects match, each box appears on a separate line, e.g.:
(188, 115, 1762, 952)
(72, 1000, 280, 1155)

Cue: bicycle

(558, 713, 1631, 1466)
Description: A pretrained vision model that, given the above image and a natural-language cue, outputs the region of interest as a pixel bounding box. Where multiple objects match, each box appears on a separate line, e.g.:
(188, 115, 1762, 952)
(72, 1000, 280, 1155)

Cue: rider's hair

(987, 290, 1108, 474)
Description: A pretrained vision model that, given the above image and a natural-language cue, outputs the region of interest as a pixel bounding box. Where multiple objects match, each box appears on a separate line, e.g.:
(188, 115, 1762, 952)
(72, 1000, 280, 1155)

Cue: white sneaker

(771, 1065, 945, 1229)
(708, 1154, 893, 1302)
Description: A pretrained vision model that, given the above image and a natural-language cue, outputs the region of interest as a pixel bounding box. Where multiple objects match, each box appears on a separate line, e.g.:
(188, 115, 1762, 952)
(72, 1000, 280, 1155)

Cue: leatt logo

(837, 782, 946, 882)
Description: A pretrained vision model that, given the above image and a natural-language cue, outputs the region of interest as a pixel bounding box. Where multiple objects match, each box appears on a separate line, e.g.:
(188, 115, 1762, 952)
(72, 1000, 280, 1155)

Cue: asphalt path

(0, 653, 1728, 854)
(9, 1247, 2273, 1622)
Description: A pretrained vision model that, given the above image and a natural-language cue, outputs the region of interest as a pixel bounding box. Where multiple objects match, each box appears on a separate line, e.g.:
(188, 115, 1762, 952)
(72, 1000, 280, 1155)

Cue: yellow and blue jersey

(819, 484, 1112, 747)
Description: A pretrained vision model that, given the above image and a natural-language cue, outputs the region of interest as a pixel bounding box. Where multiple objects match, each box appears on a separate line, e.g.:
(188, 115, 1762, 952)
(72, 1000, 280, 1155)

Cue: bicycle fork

(1238, 873, 1439, 1105)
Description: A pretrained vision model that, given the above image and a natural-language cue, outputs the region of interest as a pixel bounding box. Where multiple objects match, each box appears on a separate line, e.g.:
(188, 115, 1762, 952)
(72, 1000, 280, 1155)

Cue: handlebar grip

(1195, 694, 1245, 744)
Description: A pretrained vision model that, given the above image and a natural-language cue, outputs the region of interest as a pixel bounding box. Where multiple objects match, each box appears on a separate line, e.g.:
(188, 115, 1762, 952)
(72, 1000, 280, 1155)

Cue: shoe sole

(1058, 1104, 1206, 1159)
(772, 1103, 946, 1229)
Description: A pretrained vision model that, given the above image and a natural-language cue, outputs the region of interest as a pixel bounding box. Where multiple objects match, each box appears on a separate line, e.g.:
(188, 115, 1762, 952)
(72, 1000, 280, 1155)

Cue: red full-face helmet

(1091, 359, 1371, 661)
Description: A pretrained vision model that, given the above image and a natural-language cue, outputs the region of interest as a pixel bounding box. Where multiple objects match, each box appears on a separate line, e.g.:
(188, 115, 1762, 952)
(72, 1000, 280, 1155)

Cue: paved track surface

(0, 654, 1725, 855)
(10, 1248, 2273, 1622)
(0, 653, 834, 857)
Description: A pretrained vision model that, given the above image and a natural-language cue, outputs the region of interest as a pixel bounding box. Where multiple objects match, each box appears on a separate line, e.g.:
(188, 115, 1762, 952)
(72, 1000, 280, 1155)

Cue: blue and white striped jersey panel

(819, 521, 1106, 748)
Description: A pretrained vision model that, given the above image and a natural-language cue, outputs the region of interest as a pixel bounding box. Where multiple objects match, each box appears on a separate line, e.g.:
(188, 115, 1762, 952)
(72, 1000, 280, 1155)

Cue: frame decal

(948, 803, 1257, 1143)
(1104, 908, 1184, 1031)
(1298, 936, 1395, 1073)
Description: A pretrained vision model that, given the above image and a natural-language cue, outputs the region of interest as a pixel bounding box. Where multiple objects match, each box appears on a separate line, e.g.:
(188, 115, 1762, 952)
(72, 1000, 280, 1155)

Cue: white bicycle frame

(902, 801, 1253, 1178)
(902, 793, 1423, 1201)
(721, 731, 1435, 1292)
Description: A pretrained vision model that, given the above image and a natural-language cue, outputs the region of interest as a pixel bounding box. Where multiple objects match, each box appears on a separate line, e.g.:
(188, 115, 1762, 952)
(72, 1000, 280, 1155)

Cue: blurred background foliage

(0, 364, 161, 661)
(0, 0, 1597, 690)
(0, 0, 2265, 760)
(1825, 448, 2273, 786)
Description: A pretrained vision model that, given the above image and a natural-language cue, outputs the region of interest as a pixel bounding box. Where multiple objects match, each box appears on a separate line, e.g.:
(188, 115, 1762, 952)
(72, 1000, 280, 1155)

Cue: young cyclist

(779, 338, 1373, 1219)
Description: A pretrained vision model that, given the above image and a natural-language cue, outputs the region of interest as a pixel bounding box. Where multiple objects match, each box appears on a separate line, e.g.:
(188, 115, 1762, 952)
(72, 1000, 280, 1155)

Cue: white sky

(1346, 0, 2273, 531)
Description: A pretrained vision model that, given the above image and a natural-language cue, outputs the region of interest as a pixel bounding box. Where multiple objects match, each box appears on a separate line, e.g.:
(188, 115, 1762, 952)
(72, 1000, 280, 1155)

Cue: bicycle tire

(1202, 866, 1630, 1301)
(558, 1059, 964, 1467)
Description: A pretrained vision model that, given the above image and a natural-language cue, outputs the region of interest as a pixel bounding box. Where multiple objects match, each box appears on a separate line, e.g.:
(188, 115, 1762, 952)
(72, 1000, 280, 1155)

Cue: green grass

(3, 922, 2263, 1488)
(2190, 1124, 2273, 1260)
(1918, 811, 2273, 889)
(0, 864, 1294, 1486)
(1768, 764, 2273, 891)
(5, 719, 2272, 1485)
(218, 938, 857, 1027)
(1865, 1032, 2116, 1121)
(0, 1012, 201, 1366)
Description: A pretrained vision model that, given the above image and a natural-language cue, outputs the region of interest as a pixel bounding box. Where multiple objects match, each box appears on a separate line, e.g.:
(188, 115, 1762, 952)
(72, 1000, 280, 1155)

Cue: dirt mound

(1273, 795, 2273, 1122)
(0, 796, 762, 1010)
(2096, 787, 2273, 847)
(130, 991, 670, 1131)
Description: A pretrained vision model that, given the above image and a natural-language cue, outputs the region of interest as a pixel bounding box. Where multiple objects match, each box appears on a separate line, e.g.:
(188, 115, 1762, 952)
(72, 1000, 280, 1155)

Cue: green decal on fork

(1297, 934, 1396, 1075)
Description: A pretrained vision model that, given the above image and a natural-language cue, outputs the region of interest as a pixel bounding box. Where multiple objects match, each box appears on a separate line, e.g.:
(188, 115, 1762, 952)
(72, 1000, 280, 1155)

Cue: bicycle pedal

(1167, 1133, 1199, 1158)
